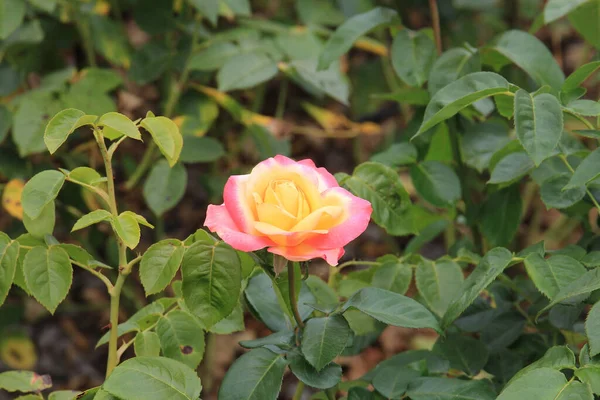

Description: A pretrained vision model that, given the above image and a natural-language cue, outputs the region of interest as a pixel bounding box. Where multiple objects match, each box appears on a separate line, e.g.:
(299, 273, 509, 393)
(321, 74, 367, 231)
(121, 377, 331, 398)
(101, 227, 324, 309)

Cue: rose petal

(254, 221, 326, 246)
(205, 204, 273, 251)
(298, 159, 340, 190)
(269, 244, 345, 266)
(223, 175, 256, 233)
(304, 187, 372, 249)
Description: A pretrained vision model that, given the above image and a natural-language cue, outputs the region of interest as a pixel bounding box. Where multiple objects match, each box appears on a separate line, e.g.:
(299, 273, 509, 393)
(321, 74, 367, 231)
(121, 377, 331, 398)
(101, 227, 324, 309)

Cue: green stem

(292, 382, 305, 400)
(94, 128, 130, 378)
(428, 0, 443, 56)
(106, 273, 127, 376)
(288, 262, 305, 329)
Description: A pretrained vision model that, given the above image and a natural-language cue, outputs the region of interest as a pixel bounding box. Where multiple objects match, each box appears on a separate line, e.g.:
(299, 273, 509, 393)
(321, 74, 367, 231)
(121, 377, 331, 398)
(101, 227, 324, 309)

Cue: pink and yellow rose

(205, 155, 372, 266)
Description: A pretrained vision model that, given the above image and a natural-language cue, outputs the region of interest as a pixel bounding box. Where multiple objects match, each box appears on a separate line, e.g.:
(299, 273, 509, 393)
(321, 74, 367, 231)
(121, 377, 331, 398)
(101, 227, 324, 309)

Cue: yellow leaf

(0, 335, 37, 370)
(93, 0, 111, 16)
(2, 179, 24, 220)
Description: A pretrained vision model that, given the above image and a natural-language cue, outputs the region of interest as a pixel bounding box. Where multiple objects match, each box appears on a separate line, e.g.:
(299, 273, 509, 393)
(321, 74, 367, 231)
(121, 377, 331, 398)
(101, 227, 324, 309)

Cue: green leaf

(181, 241, 241, 328)
(23, 246, 72, 314)
(103, 357, 202, 400)
(219, 348, 286, 400)
(288, 353, 341, 390)
(480, 187, 522, 247)
(188, 0, 218, 25)
(497, 368, 567, 400)
(586, 301, 600, 357)
(565, 148, 600, 189)
(89, 15, 130, 67)
(245, 271, 290, 331)
(342, 287, 441, 332)
(140, 239, 185, 296)
(22, 170, 66, 219)
(562, 61, 600, 93)
(541, 175, 586, 209)
(341, 162, 415, 236)
(98, 112, 141, 140)
(433, 334, 489, 376)
(460, 121, 511, 173)
(283, 59, 349, 105)
(128, 41, 171, 85)
(372, 365, 421, 399)
(525, 254, 587, 299)
(374, 87, 430, 106)
(71, 210, 112, 232)
(485, 30, 565, 89)
(222, 0, 251, 16)
(428, 46, 480, 95)
(391, 29, 436, 87)
(575, 365, 600, 394)
(240, 330, 295, 350)
(407, 377, 496, 400)
(514, 90, 563, 165)
(133, 331, 161, 357)
(488, 152, 534, 184)
(510, 345, 575, 383)
(68, 167, 104, 186)
(565, 99, 600, 116)
(301, 315, 352, 371)
(410, 161, 461, 208)
(544, 0, 590, 23)
(210, 302, 245, 334)
(0, 233, 19, 306)
(414, 72, 509, 137)
(217, 52, 278, 91)
(556, 380, 594, 400)
(179, 136, 225, 164)
(582, 251, 600, 268)
(143, 161, 187, 216)
(0, 371, 52, 393)
(141, 117, 183, 166)
(416, 259, 464, 317)
(538, 268, 600, 317)
(317, 7, 399, 70)
(44, 108, 91, 154)
(370, 142, 418, 167)
(0, 0, 25, 39)
(156, 310, 205, 369)
(441, 247, 513, 329)
(568, 1, 600, 49)
(23, 201, 55, 239)
(188, 42, 240, 71)
(111, 212, 141, 249)
(47, 390, 82, 400)
(371, 261, 412, 295)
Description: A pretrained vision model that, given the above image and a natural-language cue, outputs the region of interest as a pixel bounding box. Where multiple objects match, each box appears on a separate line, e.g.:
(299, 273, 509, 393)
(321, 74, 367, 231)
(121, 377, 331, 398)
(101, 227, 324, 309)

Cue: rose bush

(205, 155, 372, 265)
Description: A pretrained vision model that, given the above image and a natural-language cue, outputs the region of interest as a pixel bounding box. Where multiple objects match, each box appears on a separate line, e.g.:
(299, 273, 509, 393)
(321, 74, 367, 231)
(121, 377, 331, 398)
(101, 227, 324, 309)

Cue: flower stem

(288, 262, 305, 329)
